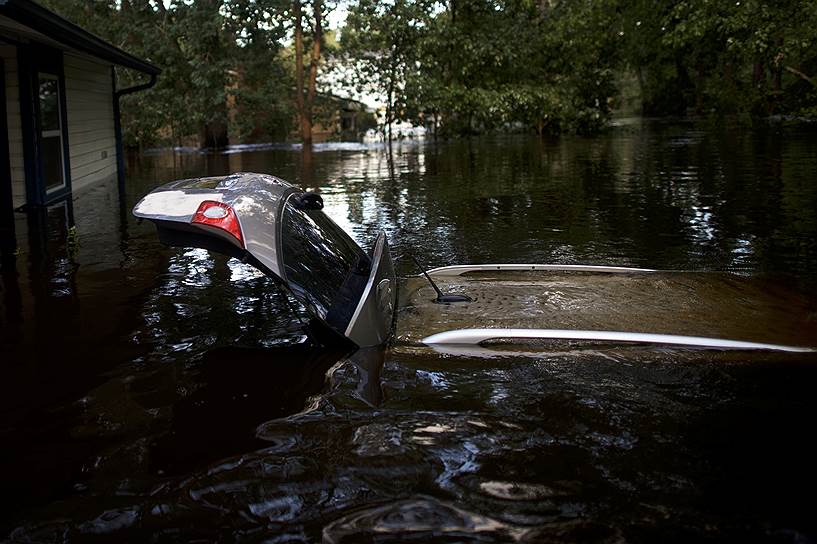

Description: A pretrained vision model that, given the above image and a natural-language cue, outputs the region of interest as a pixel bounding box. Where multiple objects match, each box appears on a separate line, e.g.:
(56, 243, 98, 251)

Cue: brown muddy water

(2, 120, 817, 542)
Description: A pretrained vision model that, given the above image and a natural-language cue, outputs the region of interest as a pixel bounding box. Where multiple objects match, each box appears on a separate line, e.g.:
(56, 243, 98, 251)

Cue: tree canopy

(41, 0, 295, 148)
(342, 0, 817, 135)
(40, 0, 817, 146)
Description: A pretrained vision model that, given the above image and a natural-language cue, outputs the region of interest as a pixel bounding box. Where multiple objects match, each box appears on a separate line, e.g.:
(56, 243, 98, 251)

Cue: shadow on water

(2, 121, 817, 541)
(149, 342, 353, 476)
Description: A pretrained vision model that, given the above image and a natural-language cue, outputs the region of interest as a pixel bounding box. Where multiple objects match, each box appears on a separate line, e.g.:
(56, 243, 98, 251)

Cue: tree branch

(784, 65, 817, 88)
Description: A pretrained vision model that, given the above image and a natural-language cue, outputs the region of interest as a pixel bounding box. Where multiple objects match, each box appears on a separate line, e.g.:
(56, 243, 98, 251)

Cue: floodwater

(2, 119, 817, 542)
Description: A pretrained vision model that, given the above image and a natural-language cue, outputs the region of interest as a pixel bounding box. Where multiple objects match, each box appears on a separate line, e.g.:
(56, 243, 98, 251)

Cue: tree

(293, 0, 325, 145)
(39, 0, 817, 147)
(224, 0, 294, 143)
(341, 0, 619, 137)
(40, 0, 294, 148)
(647, 0, 817, 116)
(342, 0, 435, 140)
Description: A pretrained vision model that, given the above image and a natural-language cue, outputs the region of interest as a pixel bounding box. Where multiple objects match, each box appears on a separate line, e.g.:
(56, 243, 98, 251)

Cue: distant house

(307, 93, 376, 142)
(335, 96, 376, 141)
(0, 0, 159, 221)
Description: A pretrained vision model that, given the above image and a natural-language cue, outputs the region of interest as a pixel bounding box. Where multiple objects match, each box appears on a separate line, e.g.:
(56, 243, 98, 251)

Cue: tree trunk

(386, 80, 394, 142)
(294, 0, 322, 146)
(773, 38, 784, 93)
(772, 63, 782, 93)
(769, 38, 784, 115)
(305, 0, 321, 143)
(752, 61, 765, 87)
(749, 60, 767, 116)
(635, 65, 645, 113)
(294, 0, 307, 144)
(200, 120, 228, 149)
(724, 61, 735, 89)
(694, 60, 705, 114)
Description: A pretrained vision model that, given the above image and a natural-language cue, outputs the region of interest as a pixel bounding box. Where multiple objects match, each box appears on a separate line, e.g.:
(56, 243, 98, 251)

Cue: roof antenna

(409, 253, 472, 304)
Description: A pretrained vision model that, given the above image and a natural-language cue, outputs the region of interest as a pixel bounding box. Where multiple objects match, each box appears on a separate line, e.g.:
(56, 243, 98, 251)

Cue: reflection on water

(2, 120, 817, 541)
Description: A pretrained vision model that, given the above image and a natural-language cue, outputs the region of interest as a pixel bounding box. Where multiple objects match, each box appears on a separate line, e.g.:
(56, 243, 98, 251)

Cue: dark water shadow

(149, 341, 354, 476)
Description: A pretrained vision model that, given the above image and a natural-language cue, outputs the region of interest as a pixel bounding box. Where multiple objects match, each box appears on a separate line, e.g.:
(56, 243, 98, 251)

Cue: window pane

(38, 77, 60, 132)
(37, 74, 64, 192)
(281, 204, 369, 320)
(41, 135, 64, 191)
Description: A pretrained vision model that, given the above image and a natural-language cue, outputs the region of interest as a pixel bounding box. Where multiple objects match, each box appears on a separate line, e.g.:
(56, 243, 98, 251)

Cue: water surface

(2, 120, 817, 542)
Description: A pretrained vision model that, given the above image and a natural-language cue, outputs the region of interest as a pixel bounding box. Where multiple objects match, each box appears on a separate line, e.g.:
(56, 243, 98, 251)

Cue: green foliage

(39, 0, 817, 146)
(40, 0, 294, 147)
(626, 0, 817, 116)
(342, 0, 817, 136)
(341, 0, 437, 134)
(342, 0, 619, 136)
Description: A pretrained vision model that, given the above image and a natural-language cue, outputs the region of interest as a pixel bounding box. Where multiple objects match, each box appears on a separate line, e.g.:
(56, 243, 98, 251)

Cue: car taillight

(191, 200, 245, 248)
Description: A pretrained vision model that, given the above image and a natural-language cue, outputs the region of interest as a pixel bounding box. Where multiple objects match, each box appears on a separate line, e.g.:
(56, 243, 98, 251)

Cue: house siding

(1, 44, 26, 208)
(63, 53, 116, 193)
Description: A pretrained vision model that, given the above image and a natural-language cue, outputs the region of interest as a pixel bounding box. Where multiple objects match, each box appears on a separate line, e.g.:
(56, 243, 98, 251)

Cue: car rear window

(281, 201, 371, 326)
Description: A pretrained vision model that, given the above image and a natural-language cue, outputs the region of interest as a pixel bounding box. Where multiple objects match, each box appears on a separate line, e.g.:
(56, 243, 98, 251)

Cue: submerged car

(134, 172, 816, 356)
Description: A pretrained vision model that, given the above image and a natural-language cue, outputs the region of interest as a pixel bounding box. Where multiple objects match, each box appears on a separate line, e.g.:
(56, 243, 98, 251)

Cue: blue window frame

(18, 44, 72, 206)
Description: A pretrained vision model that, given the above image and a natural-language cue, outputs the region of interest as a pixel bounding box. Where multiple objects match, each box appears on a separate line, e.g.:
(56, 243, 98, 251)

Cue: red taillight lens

(191, 200, 244, 248)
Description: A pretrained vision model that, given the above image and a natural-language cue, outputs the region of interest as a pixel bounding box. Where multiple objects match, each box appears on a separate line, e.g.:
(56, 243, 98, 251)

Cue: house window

(19, 45, 72, 206)
(37, 74, 65, 194)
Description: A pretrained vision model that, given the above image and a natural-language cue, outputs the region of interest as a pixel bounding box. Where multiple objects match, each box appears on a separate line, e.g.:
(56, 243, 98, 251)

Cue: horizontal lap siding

(64, 54, 117, 193)
(1, 45, 26, 208)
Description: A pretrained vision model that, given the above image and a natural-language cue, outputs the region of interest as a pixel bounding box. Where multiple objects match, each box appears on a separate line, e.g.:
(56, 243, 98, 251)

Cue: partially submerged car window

(281, 201, 371, 327)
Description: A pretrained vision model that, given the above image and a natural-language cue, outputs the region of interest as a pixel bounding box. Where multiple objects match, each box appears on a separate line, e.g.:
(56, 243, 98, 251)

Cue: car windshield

(280, 201, 371, 330)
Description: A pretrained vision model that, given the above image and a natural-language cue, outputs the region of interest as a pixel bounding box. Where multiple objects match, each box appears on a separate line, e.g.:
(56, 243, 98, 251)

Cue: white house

(0, 0, 159, 229)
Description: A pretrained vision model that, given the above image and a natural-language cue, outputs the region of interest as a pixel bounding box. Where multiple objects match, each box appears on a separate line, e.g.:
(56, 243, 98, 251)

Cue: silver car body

(134, 172, 396, 348)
